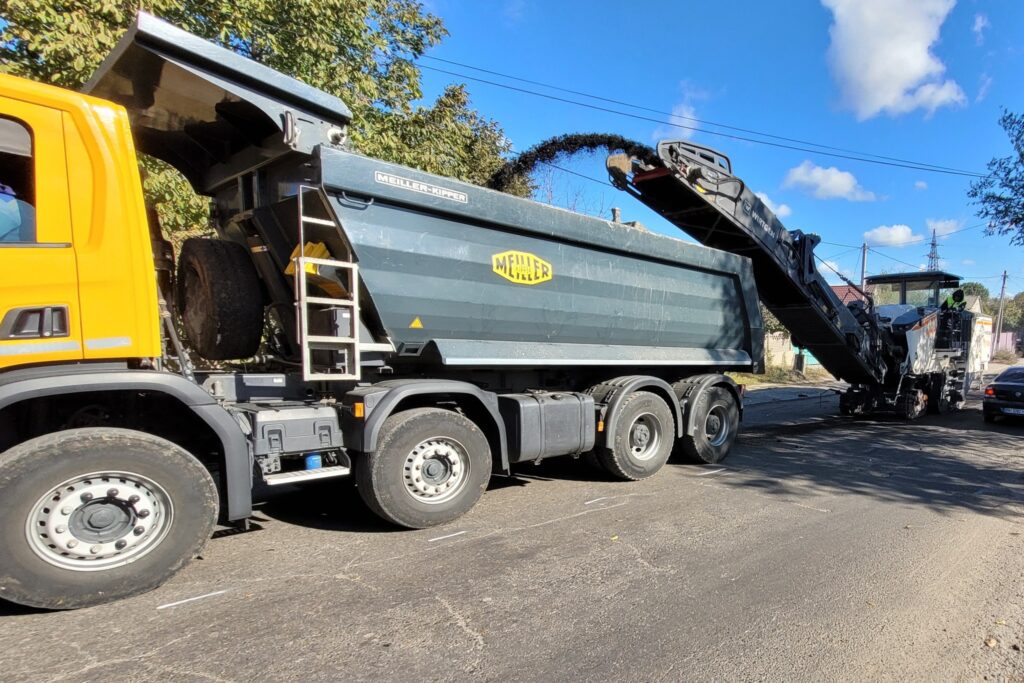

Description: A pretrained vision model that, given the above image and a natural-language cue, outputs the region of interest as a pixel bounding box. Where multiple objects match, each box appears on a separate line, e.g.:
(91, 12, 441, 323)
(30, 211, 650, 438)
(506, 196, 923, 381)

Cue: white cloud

(977, 73, 993, 102)
(821, 0, 966, 119)
(783, 161, 876, 201)
(653, 81, 708, 141)
(914, 180, 928, 190)
(925, 217, 963, 238)
(962, 258, 976, 266)
(755, 192, 792, 218)
(864, 224, 921, 247)
(653, 102, 697, 141)
(973, 13, 989, 45)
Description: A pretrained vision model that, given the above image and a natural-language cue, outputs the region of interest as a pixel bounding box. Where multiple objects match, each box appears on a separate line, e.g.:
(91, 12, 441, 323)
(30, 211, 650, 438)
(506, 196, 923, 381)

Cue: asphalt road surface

(2, 378, 1023, 682)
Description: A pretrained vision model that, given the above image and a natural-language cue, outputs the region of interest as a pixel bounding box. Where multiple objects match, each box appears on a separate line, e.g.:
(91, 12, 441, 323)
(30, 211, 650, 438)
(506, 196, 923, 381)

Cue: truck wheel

(597, 391, 674, 481)
(356, 408, 491, 529)
(0, 428, 218, 610)
(176, 238, 264, 361)
(677, 386, 739, 464)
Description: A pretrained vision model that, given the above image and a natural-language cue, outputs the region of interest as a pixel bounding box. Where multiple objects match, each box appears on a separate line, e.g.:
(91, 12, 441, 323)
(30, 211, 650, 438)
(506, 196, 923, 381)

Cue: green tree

(961, 281, 990, 300)
(0, 0, 524, 239)
(968, 110, 1024, 244)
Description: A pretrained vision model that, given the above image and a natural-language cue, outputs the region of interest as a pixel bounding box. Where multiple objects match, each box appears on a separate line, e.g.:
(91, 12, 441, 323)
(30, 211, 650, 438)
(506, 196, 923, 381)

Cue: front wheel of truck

(0, 428, 218, 610)
(356, 408, 492, 529)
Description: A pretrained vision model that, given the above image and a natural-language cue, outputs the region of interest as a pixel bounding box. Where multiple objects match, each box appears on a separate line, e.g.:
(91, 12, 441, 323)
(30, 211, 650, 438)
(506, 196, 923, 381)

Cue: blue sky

(418, 1, 1024, 295)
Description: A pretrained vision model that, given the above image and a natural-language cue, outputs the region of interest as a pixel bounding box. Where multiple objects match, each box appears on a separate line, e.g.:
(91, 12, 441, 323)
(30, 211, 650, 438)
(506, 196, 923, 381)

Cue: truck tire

(677, 386, 739, 464)
(0, 428, 218, 610)
(597, 391, 674, 480)
(356, 408, 491, 529)
(176, 238, 264, 360)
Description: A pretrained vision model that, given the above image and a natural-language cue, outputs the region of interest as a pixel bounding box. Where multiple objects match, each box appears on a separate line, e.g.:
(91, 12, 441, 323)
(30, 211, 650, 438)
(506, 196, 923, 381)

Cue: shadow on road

(714, 404, 1024, 519)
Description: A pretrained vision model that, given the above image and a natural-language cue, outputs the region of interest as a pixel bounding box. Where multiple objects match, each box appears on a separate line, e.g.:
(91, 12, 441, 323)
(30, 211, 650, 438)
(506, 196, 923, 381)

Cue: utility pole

(926, 229, 941, 271)
(860, 242, 868, 289)
(993, 269, 1008, 353)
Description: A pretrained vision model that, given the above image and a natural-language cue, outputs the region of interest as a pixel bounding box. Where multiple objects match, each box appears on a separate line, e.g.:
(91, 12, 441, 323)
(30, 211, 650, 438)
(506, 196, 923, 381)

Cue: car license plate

(1002, 407, 1024, 416)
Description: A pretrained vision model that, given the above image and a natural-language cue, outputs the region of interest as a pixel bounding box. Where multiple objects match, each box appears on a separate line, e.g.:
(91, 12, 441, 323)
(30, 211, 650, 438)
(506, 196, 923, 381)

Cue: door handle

(0, 305, 69, 339)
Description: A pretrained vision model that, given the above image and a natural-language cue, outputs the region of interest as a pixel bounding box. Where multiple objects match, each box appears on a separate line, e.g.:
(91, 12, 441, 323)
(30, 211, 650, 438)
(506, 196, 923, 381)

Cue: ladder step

(301, 216, 336, 227)
(264, 465, 351, 485)
(306, 296, 355, 306)
(298, 256, 356, 269)
(306, 335, 357, 345)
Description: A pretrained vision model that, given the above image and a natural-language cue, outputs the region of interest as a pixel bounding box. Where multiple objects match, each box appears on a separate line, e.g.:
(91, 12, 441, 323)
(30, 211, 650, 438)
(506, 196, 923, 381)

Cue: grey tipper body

(0, 12, 763, 609)
(323, 149, 762, 368)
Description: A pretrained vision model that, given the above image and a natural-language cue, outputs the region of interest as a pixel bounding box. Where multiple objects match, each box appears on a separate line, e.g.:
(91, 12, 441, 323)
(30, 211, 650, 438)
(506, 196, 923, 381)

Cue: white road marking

(583, 497, 607, 505)
(696, 468, 728, 477)
(157, 590, 228, 610)
(427, 530, 467, 543)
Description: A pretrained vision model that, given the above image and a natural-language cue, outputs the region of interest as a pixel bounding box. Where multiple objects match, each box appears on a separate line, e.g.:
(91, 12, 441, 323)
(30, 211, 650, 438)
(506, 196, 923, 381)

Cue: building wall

(765, 332, 795, 369)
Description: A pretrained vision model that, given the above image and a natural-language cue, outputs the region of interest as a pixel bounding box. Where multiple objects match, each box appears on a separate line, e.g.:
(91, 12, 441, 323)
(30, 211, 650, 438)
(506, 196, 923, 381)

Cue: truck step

(264, 465, 351, 486)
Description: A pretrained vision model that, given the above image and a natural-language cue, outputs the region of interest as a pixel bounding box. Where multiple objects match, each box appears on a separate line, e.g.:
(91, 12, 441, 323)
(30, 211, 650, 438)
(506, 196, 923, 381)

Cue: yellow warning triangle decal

(409, 316, 424, 329)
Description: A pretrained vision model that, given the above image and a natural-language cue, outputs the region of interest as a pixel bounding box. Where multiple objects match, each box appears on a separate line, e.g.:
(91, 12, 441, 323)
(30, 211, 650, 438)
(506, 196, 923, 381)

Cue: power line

(422, 54, 979, 177)
(419, 63, 988, 179)
(868, 247, 920, 271)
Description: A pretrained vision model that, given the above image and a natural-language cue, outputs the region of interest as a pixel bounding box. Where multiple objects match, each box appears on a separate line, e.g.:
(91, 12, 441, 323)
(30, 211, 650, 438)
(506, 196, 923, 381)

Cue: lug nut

(107, 488, 119, 498)
(128, 495, 140, 504)
(66, 540, 78, 549)
(61, 506, 72, 516)
(138, 509, 150, 519)
(55, 525, 66, 534)
(133, 526, 145, 536)
(90, 545, 101, 554)
(80, 492, 93, 502)
(115, 540, 127, 550)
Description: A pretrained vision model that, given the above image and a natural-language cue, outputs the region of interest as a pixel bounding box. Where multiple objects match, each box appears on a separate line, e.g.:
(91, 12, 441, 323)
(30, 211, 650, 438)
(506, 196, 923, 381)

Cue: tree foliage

(969, 110, 1024, 245)
(0, 0, 523, 238)
(960, 281, 991, 300)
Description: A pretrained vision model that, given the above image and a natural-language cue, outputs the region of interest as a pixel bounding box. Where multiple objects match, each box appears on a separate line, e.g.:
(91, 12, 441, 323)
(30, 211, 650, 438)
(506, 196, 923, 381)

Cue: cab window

(0, 117, 36, 244)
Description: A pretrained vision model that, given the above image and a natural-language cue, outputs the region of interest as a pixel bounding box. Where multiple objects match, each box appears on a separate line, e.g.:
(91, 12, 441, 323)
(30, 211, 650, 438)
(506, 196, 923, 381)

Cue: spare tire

(176, 238, 264, 360)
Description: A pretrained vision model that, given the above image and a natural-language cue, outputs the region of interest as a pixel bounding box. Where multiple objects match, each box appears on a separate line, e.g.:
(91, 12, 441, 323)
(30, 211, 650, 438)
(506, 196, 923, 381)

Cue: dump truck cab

(0, 74, 161, 370)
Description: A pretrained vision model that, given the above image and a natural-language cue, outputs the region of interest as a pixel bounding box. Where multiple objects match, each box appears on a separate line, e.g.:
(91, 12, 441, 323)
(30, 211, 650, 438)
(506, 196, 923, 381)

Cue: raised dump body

(319, 150, 761, 369)
(86, 15, 763, 377)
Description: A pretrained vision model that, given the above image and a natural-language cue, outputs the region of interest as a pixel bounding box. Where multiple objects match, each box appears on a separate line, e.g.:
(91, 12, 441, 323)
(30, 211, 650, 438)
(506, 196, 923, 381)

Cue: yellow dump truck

(0, 13, 760, 609)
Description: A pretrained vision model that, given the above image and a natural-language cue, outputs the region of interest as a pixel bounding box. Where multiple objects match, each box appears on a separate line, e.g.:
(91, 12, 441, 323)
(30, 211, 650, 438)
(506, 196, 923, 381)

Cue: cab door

(0, 96, 82, 369)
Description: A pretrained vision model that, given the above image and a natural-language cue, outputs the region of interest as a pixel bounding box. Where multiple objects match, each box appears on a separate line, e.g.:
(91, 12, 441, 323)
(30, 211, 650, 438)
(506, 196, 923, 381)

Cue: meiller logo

(374, 171, 468, 203)
(491, 251, 553, 285)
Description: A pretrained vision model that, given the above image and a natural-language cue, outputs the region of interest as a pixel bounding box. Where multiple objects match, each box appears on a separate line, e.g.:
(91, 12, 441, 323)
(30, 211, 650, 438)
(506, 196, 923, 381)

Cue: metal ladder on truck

(293, 186, 361, 381)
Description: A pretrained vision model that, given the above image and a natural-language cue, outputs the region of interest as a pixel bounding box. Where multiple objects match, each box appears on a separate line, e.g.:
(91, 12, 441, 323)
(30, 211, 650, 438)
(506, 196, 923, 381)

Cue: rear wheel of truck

(176, 237, 264, 361)
(0, 428, 218, 610)
(677, 386, 739, 464)
(356, 408, 492, 529)
(597, 391, 674, 481)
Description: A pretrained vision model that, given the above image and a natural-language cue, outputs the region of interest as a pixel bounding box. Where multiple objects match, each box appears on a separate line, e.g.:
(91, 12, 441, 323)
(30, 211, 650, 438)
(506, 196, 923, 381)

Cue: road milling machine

(608, 141, 992, 419)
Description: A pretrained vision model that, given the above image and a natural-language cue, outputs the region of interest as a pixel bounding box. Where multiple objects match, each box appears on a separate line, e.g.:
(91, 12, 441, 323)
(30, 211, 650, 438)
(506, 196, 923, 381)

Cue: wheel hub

(69, 500, 133, 543)
(403, 439, 469, 504)
(628, 413, 662, 461)
(26, 471, 173, 572)
(704, 406, 730, 447)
